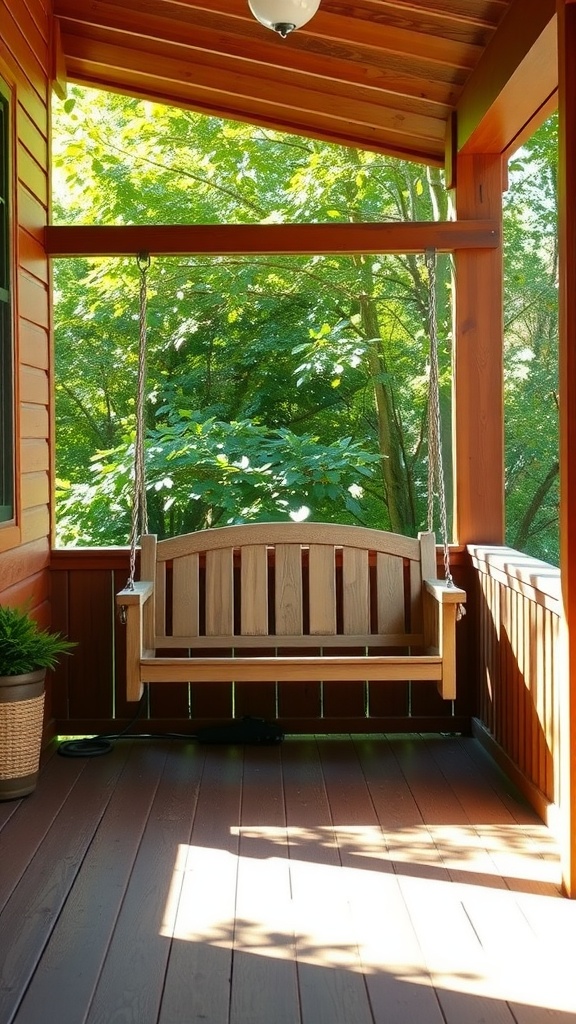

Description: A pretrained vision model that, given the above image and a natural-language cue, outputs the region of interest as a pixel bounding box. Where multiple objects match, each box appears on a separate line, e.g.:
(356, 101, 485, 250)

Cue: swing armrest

(116, 580, 154, 606)
(424, 579, 466, 604)
(116, 581, 154, 702)
(423, 579, 466, 701)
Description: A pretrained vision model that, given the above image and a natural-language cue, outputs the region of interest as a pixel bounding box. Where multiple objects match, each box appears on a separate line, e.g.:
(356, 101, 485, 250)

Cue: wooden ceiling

(53, 0, 558, 168)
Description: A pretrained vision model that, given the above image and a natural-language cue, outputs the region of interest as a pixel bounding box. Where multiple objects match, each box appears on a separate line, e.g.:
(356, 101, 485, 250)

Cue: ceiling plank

(45, 221, 500, 257)
(153, 0, 484, 67)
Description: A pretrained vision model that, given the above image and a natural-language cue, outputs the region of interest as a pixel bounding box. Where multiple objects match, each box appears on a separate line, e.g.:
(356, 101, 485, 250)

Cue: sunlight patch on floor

(159, 825, 576, 1014)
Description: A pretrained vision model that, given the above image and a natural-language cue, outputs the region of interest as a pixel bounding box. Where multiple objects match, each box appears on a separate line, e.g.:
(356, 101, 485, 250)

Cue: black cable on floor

(57, 687, 198, 757)
(57, 698, 283, 757)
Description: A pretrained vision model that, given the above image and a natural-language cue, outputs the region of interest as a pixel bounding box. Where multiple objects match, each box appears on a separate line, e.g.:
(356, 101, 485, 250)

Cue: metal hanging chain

(425, 247, 455, 589)
(126, 251, 151, 590)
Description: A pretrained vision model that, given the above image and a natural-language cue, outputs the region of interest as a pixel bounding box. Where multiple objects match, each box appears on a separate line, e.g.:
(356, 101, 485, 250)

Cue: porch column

(557, 0, 576, 898)
(453, 155, 505, 545)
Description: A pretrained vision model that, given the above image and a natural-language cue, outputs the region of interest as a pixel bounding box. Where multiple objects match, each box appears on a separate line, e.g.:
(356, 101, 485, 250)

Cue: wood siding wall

(49, 547, 474, 736)
(469, 544, 562, 822)
(0, 0, 52, 625)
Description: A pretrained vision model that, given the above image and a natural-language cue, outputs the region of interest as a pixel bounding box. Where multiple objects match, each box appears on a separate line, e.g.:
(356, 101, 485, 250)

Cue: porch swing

(116, 251, 466, 704)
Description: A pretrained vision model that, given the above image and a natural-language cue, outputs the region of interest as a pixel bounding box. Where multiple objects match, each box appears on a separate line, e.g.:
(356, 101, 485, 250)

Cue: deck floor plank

(14, 742, 182, 1024)
(385, 737, 527, 1024)
(0, 749, 89, 914)
(84, 742, 205, 1024)
(283, 738, 375, 1024)
(330, 736, 446, 1024)
(231, 744, 300, 1024)
(158, 744, 243, 1024)
(0, 735, 575, 1024)
(0, 742, 135, 1024)
(431, 741, 576, 1022)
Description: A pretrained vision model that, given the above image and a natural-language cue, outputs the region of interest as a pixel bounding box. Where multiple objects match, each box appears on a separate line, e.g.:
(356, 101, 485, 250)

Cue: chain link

(126, 252, 150, 590)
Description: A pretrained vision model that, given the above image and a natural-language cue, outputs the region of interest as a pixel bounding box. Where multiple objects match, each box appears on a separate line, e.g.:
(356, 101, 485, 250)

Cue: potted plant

(0, 604, 75, 799)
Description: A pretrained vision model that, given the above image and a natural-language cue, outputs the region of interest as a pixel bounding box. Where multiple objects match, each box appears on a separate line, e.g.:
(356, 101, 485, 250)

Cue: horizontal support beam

(45, 221, 500, 258)
(456, 0, 557, 156)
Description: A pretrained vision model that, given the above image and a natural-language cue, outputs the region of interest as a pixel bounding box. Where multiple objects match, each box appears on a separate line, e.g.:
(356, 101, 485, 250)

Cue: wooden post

(453, 154, 505, 544)
(557, 0, 576, 898)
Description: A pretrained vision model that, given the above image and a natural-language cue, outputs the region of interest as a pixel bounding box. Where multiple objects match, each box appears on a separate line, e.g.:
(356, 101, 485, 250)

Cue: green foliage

(56, 414, 379, 543)
(503, 112, 559, 564)
(0, 605, 76, 676)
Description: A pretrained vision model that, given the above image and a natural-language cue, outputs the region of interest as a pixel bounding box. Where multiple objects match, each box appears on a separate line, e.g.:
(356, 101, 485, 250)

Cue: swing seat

(116, 523, 465, 704)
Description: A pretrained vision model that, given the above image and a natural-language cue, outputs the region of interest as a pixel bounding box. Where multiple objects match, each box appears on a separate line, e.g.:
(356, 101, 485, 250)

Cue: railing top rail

(468, 544, 561, 609)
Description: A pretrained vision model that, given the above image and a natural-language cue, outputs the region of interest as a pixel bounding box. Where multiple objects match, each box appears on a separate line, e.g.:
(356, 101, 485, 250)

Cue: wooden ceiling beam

(53, 0, 534, 169)
(45, 221, 500, 258)
(455, 0, 557, 155)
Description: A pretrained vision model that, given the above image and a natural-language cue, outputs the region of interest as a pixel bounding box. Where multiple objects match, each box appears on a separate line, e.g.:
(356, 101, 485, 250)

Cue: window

(0, 81, 14, 524)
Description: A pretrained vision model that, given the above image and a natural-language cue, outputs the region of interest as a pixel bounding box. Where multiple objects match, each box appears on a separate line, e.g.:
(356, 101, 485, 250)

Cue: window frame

(0, 77, 16, 534)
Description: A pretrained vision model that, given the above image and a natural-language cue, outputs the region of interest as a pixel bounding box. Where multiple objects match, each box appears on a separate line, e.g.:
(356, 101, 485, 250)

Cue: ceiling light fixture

(248, 0, 321, 37)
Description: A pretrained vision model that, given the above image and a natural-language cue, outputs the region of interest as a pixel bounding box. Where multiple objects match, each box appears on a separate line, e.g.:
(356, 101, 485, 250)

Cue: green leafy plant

(0, 605, 76, 677)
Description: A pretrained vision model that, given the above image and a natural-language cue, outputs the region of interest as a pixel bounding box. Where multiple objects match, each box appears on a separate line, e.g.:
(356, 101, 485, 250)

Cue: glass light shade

(248, 0, 321, 36)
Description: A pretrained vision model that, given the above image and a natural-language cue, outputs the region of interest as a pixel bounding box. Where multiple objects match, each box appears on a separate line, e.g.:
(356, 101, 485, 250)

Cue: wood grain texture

(206, 547, 234, 636)
(2, 735, 570, 1024)
(172, 552, 199, 637)
(342, 547, 369, 634)
(240, 544, 268, 636)
(275, 544, 303, 636)
(45, 220, 500, 256)
(454, 153, 505, 545)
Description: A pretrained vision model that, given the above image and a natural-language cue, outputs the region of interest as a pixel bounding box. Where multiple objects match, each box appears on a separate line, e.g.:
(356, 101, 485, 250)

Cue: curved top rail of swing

(145, 523, 430, 563)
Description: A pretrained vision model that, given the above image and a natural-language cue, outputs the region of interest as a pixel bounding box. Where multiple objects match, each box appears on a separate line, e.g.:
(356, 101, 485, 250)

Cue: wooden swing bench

(116, 522, 465, 704)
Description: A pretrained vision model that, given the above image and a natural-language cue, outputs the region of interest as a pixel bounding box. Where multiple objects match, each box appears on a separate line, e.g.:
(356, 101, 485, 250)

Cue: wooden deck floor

(0, 734, 575, 1024)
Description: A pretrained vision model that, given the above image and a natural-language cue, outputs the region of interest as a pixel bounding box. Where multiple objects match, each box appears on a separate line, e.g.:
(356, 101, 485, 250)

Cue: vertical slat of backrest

(376, 553, 406, 633)
(140, 534, 158, 649)
(206, 548, 234, 636)
(241, 545, 269, 635)
(155, 562, 167, 638)
(172, 554, 199, 637)
(275, 544, 303, 635)
(410, 531, 437, 633)
(409, 560, 423, 632)
(309, 545, 336, 635)
(342, 547, 370, 634)
(419, 531, 437, 580)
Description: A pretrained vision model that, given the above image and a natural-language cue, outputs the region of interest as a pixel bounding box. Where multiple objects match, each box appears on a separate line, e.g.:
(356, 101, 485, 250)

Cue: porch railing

(468, 544, 562, 822)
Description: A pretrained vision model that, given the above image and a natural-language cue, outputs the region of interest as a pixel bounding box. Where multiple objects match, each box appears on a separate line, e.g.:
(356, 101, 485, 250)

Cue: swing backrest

(138, 522, 437, 651)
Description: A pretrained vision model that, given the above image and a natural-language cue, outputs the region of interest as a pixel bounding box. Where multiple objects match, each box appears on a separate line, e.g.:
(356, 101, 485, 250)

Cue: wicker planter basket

(0, 669, 46, 800)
